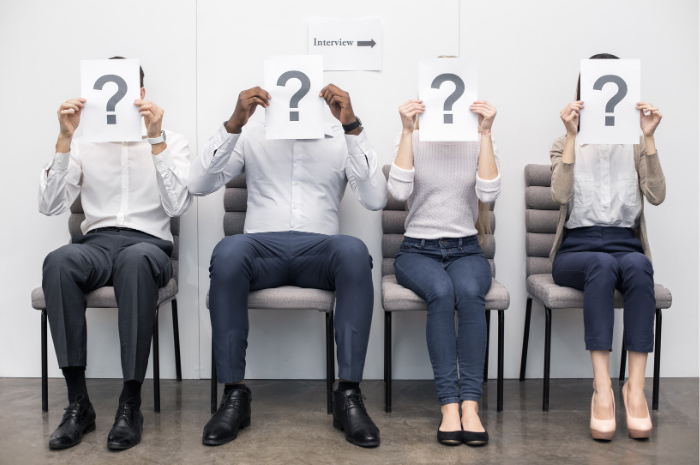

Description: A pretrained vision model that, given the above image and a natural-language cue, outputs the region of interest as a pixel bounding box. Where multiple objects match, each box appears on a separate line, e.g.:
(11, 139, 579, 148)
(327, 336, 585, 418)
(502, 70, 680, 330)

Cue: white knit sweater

(387, 130, 501, 240)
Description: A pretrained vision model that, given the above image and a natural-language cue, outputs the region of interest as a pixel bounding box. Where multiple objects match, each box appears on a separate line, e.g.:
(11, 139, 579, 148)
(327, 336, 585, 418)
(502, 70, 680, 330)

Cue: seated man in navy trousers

(188, 84, 387, 448)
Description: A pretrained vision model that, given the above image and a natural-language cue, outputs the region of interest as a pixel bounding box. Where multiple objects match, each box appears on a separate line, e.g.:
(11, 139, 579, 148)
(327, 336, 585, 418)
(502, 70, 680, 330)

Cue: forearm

(477, 133, 498, 180)
(562, 133, 576, 164)
(394, 130, 414, 170)
(644, 135, 656, 155)
(187, 125, 242, 196)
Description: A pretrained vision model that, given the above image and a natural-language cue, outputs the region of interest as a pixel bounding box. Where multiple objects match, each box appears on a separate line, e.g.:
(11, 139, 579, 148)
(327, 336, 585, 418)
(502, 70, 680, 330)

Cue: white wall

(0, 0, 696, 381)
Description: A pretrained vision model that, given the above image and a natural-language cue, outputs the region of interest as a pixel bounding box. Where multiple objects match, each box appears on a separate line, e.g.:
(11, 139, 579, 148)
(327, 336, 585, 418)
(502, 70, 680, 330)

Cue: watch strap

(342, 117, 362, 134)
(148, 130, 166, 145)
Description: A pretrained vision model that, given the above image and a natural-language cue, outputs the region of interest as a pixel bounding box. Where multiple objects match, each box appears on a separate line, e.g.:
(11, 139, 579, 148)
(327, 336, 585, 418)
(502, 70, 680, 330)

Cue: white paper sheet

(80, 59, 142, 142)
(264, 55, 325, 140)
(307, 17, 382, 71)
(579, 59, 641, 144)
(418, 58, 478, 142)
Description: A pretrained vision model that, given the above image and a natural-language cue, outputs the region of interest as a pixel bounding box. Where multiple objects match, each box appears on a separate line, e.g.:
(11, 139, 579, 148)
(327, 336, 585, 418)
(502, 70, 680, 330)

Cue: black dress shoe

(107, 401, 143, 451)
(437, 424, 463, 446)
(332, 388, 380, 448)
(202, 386, 252, 446)
(463, 429, 489, 447)
(48, 396, 96, 450)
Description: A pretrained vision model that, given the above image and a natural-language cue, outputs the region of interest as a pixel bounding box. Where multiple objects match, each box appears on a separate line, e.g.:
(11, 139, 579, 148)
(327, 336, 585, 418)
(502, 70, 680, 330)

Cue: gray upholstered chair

(207, 174, 336, 414)
(31, 195, 182, 413)
(519, 164, 672, 411)
(380, 165, 511, 413)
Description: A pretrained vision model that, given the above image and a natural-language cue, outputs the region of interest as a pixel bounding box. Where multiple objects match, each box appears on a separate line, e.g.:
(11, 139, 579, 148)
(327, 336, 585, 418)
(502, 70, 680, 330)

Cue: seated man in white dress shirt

(188, 84, 387, 448)
(39, 59, 192, 451)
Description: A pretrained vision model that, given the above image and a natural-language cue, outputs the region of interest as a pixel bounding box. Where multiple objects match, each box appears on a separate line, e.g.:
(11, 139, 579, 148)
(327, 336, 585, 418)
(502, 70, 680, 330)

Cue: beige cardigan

(549, 136, 666, 262)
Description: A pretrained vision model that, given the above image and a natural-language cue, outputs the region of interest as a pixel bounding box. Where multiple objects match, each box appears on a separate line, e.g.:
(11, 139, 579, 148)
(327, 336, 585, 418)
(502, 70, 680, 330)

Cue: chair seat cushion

(381, 275, 510, 312)
(527, 274, 672, 310)
(31, 278, 178, 310)
(205, 286, 335, 312)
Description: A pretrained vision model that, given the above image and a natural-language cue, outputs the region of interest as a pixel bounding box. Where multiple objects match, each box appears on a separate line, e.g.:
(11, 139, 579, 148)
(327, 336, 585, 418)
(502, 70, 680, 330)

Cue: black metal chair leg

(483, 310, 490, 382)
(41, 310, 48, 412)
(171, 299, 182, 382)
(619, 338, 627, 382)
(653, 308, 662, 410)
(384, 311, 392, 413)
(153, 308, 161, 413)
(497, 310, 504, 412)
(326, 312, 333, 414)
(543, 306, 552, 412)
(330, 311, 335, 390)
(211, 343, 217, 415)
(519, 297, 532, 381)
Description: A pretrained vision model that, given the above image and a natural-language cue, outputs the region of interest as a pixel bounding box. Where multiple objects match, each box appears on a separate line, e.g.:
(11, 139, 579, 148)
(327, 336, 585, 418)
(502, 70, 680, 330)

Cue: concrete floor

(0, 378, 696, 465)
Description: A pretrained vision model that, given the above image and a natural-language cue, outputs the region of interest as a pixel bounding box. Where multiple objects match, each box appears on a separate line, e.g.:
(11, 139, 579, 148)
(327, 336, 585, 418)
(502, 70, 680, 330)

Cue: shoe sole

(465, 440, 488, 447)
(333, 419, 380, 448)
(628, 428, 651, 440)
(49, 421, 96, 450)
(438, 440, 462, 446)
(202, 417, 251, 446)
(107, 436, 141, 451)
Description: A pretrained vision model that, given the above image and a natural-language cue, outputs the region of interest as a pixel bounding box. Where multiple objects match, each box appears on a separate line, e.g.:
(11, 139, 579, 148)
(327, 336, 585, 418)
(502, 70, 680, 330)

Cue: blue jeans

(394, 236, 492, 404)
(552, 226, 655, 352)
(209, 231, 374, 383)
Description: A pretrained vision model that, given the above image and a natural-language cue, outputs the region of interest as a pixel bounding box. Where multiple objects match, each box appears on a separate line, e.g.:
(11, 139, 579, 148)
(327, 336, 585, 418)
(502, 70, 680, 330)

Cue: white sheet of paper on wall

(80, 59, 142, 142)
(265, 55, 325, 140)
(579, 59, 641, 145)
(418, 58, 478, 142)
(307, 17, 382, 71)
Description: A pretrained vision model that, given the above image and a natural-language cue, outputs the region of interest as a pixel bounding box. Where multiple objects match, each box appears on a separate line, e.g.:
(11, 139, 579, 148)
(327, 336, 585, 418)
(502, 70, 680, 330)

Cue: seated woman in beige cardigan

(549, 53, 665, 441)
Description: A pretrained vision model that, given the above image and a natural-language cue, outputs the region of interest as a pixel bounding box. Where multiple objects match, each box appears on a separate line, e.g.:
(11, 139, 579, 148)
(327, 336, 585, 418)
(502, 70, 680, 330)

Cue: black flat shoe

(332, 388, 380, 448)
(463, 429, 489, 447)
(48, 395, 96, 450)
(202, 386, 252, 446)
(437, 424, 463, 446)
(107, 401, 143, 451)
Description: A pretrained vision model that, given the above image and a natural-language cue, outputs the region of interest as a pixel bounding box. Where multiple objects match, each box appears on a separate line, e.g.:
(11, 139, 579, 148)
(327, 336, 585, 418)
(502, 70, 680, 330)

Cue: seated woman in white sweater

(387, 98, 501, 446)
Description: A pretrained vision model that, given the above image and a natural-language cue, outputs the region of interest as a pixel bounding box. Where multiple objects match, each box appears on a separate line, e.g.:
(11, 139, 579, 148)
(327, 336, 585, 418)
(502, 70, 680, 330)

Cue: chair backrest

(380, 165, 497, 278)
(68, 195, 181, 283)
(524, 164, 559, 277)
(223, 174, 247, 236)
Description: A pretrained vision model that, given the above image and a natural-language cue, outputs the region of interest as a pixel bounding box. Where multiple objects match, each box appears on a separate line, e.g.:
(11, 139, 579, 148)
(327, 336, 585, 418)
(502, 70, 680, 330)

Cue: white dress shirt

(566, 135, 641, 229)
(39, 129, 192, 242)
(188, 121, 387, 236)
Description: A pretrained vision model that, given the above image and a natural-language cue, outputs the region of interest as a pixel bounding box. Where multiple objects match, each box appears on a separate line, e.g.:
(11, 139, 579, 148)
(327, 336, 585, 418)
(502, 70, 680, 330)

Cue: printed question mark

(593, 75, 628, 126)
(93, 74, 128, 124)
(431, 74, 465, 124)
(277, 70, 311, 121)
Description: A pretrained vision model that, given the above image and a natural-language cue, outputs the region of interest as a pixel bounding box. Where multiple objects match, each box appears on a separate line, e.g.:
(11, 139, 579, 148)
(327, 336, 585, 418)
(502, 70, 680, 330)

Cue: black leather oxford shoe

(332, 388, 380, 447)
(202, 386, 252, 446)
(48, 396, 96, 450)
(107, 401, 143, 451)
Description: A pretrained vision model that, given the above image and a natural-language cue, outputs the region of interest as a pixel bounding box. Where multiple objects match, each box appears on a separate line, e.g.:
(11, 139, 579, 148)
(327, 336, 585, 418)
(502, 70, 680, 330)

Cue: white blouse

(565, 135, 642, 229)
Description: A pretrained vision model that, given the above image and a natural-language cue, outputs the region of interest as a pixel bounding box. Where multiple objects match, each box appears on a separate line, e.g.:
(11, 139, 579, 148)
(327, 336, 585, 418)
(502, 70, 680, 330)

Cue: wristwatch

(147, 130, 166, 145)
(342, 117, 362, 134)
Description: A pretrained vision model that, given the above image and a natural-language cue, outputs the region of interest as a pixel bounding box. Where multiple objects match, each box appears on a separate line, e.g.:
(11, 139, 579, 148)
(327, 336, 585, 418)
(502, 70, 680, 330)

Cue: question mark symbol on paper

(431, 74, 465, 124)
(93, 75, 128, 124)
(593, 75, 628, 126)
(277, 71, 311, 121)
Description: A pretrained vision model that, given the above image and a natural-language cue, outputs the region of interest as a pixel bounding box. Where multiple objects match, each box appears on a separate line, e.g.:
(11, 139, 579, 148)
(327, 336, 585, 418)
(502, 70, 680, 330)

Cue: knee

(619, 253, 653, 279)
(329, 236, 371, 270)
(589, 254, 619, 281)
(210, 235, 253, 278)
(427, 280, 455, 308)
(117, 243, 160, 271)
(43, 246, 80, 276)
(454, 280, 486, 304)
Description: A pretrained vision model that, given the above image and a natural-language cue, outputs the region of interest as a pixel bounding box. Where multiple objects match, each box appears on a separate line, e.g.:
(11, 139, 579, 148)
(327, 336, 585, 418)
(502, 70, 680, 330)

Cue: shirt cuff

(213, 122, 240, 157)
(344, 129, 371, 157)
(389, 163, 415, 183)
(152, 146, 175, 174)
(49, 152, 71, 172)
(476, 172, 501, 191)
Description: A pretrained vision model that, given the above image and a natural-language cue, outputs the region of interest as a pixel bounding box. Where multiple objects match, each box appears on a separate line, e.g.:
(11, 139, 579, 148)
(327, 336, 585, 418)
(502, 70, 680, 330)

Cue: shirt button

(122, 185, 126, 190)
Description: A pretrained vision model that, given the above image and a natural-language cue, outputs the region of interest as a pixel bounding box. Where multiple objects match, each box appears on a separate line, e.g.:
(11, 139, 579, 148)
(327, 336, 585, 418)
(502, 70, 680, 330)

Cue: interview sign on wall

(579, 59, 641, 145)
(418, 58, 478, 142)
(80, 59, 142, 142)
(264, 55, 325, 140)
(308, 18, 381, 71)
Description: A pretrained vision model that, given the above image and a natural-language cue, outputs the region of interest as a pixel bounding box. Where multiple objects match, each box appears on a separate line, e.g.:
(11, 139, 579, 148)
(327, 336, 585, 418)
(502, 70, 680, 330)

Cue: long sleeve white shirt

(188, 121, 387, 236)
(387, 130, 501, 240)
(38, 129, 192, 242)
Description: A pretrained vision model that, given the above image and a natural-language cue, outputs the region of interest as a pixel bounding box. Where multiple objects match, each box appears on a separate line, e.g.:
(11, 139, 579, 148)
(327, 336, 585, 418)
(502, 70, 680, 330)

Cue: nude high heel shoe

(622, 383, 652, 439)
(590, 388, 616, 440)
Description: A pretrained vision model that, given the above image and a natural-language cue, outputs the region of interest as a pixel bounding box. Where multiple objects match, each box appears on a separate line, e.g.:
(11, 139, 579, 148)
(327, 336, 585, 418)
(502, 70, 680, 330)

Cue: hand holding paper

(398, 99, 424, 133)
(470, 100, 497, 133)
(637, 101, 662, 137)
(134, 99, 164, 138)
(320, 84, 356, 126)
(225, 87, 271, 134)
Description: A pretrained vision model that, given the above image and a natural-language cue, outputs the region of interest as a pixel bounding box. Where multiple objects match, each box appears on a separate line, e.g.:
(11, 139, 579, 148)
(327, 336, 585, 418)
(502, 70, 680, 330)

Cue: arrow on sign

(357, 39, 377, 48)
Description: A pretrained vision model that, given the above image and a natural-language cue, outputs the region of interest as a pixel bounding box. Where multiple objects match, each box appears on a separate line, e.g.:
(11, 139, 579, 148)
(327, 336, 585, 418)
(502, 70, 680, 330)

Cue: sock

(337, 381, 360, 392)
(62, 367, 90, 406)
(119, 380, 142, 409)
(224, 383, 247, 394)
